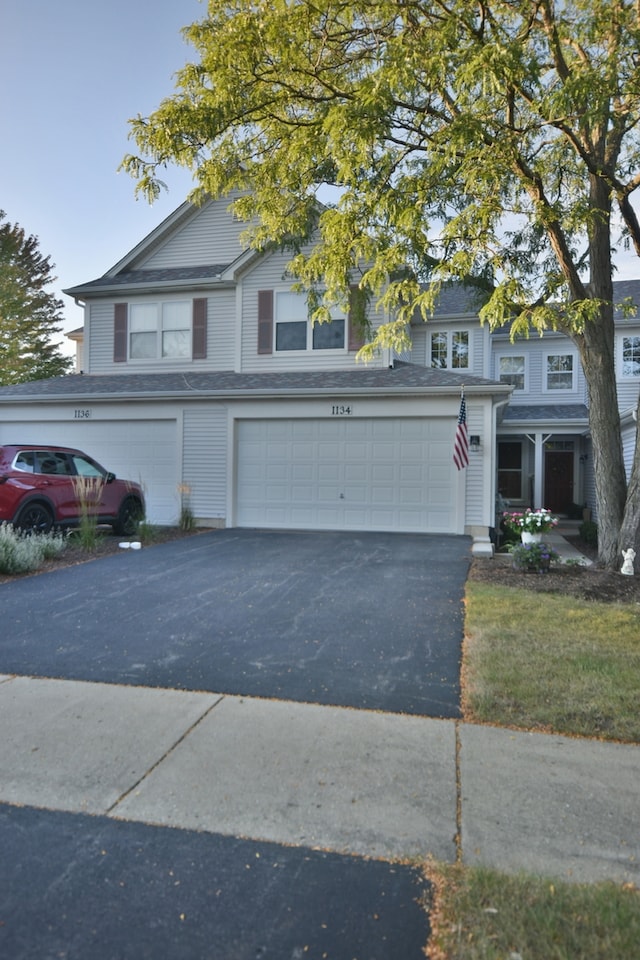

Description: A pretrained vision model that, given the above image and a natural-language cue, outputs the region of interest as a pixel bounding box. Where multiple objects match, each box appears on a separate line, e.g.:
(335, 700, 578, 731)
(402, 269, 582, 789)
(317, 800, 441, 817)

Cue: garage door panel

(371, 463, 395, 482)
(345, 463, 369, 482)
(236, 418, 457, 533)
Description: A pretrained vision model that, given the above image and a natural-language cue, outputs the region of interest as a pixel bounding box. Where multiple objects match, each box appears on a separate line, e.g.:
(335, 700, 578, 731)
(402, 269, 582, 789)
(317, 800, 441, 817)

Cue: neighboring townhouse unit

(0, 195, 638, 552)
(494, 280, 639, 521)
(410, 279, 640, 521)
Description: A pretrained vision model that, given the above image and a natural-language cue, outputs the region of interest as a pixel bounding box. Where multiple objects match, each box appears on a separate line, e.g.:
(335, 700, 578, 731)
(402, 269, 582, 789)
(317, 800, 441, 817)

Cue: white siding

(209, 289, 236, 370)
(463, 403, 486, 525)
(182, 405, 228, 521)
(86, 301, 114, 372)
(142, 197, 247, 269)
(491, 333, 588, 407)
(622, 421, 638, 482)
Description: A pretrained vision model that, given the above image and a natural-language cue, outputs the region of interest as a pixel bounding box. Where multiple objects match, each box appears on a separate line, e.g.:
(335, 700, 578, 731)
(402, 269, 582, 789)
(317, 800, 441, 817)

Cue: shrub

(508, 540, 560, 573)
(177, 483, 195, 532)
(580, 519, 598, 546)
(70, 475, 105, 551)
(0, 523, 66, 575)
(136, 521, 161, 544)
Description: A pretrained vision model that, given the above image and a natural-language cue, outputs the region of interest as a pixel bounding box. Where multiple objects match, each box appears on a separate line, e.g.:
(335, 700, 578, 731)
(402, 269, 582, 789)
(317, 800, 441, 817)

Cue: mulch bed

(469, 536, 640, 604)
(0, 527, 209, 585)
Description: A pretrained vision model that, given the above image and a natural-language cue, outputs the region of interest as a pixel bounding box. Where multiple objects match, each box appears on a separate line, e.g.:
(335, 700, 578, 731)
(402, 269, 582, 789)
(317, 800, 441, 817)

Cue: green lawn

(462, 581, 640, 742)
(424, 862, 640, 960)
(422, 583, 640, 959)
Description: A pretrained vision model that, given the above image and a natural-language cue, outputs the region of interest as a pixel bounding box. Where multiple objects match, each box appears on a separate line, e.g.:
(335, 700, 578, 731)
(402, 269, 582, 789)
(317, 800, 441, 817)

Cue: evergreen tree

(0, 211, 72, 385)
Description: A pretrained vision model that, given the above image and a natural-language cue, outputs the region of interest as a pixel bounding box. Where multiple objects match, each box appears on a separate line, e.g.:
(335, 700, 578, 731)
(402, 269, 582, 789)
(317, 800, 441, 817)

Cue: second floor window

(545, 353, 575, 390)
(275, 292, 345, 351)
(130, 302, 191, 360)
(622, 335, 640, 378)
(430, 330, 469, 369)
(499, 355, 525, 390)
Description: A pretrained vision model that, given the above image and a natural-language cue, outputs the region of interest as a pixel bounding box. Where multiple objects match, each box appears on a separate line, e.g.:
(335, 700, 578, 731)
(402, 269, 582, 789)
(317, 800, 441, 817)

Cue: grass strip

(463, 582, 640, 742)
(424, 862, 640, 960)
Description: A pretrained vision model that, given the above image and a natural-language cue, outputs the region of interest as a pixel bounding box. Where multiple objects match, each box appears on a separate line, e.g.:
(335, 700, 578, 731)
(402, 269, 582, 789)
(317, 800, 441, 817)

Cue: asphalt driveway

(0, 529, 470, 717)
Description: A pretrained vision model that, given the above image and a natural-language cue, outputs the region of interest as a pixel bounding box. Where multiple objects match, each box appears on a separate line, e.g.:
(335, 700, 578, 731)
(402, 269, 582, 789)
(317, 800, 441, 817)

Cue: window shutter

(348, 285, 366, 352)
(192, 298, 207, 359)
(114, 303, 128, 362)
(258, 290, 273, 355)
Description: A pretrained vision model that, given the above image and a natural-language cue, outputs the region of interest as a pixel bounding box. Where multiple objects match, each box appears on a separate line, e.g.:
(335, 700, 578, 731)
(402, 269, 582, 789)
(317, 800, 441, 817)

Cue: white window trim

(543, 348, 578, 393)
(429, 327, 472, 371)
(496, 352, 528, 392)
(618, 331, 640, 380)
(274, 290, 347, 353)
(129, 299, 192, 362)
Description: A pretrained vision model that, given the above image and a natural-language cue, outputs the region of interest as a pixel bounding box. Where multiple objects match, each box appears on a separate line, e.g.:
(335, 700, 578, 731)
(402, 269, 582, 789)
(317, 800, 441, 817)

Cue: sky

(1, 0, 204, 355)
(2, 0, 640, 361)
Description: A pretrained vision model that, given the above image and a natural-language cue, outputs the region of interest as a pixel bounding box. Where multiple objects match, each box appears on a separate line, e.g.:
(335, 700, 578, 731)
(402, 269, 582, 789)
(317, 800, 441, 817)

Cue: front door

(544, 448, 574, 514)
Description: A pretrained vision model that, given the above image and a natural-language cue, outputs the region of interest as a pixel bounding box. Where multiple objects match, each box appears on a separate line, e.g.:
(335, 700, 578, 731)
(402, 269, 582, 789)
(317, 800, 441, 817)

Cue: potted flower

(503, 508, 558, 544)
(509, 540, 560, 573)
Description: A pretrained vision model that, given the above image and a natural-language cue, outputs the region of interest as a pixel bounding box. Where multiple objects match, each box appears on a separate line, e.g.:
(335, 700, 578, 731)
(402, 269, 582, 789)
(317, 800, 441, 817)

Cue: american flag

(453, 392, 469, 470)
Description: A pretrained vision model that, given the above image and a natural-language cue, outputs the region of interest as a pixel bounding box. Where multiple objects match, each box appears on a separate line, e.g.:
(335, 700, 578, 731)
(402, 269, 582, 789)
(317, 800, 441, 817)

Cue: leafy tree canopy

(122, 0, 640, 564)
(0, 211, 72, 385)
(123, 0, 640, 338)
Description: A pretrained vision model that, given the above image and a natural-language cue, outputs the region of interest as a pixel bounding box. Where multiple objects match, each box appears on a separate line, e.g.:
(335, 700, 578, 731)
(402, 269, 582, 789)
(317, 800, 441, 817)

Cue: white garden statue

(620, 548, 636, 576)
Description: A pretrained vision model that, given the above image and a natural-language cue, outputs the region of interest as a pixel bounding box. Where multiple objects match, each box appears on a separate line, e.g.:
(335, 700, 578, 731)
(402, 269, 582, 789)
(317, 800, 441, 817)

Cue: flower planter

(521, 531, 542, 545)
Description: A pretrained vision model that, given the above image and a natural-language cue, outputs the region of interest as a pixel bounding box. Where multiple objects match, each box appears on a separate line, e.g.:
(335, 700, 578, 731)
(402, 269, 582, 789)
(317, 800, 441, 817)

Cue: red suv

(0, 444, 145, 535)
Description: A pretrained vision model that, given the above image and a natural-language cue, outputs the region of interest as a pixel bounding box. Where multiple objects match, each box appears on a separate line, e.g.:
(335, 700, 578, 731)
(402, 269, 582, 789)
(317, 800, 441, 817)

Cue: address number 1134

(331, 405, 353, 416)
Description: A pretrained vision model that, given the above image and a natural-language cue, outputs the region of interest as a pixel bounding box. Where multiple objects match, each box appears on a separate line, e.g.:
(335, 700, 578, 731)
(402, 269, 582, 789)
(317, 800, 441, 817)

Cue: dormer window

(430, 330, 469, 370)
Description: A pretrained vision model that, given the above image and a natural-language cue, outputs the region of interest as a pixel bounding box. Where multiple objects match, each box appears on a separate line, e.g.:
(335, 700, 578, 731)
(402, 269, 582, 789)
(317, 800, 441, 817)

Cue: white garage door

(236, 418, 457, 533)
(1, 421, 178, 525)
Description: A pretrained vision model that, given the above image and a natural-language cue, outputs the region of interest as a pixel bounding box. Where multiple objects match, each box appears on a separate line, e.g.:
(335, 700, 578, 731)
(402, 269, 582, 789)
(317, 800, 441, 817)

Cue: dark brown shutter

(192, 298, 207, 359)
(114, 303, 128, 362)
(348, 285, 366, 351)
(257, 290, 274, 355)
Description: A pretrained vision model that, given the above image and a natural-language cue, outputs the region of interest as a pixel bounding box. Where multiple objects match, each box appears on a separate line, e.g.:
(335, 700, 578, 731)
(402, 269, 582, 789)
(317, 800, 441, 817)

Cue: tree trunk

(575, 175, 628, 568)
(576, 312, 627, 568)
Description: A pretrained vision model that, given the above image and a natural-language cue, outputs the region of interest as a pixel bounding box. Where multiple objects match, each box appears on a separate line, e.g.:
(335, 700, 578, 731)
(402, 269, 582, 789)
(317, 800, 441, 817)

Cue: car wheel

(14, 501, 54, 534)
(112, 497, 143, 536)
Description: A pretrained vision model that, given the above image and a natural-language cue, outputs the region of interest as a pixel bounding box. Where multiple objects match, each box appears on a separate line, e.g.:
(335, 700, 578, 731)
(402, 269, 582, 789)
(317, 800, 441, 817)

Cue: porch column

(526, 432, 545, 508)
(534, 434, 544, 508)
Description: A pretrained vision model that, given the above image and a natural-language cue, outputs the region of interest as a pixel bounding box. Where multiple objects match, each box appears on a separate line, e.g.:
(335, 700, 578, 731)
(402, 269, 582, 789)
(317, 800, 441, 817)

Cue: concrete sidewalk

(1, 674, 637, 885)
(550, 521, 594, 564)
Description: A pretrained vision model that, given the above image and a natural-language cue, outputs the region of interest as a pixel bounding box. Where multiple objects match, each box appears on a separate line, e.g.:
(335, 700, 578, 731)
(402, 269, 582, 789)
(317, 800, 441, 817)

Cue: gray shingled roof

(0, 362, 506, 402)
(64, 266, 230, 296)
(502, 404, 589, 422)
(412, 282, 489, 321)
(414, 278, 640, 322)
(613, 279, 640, 320)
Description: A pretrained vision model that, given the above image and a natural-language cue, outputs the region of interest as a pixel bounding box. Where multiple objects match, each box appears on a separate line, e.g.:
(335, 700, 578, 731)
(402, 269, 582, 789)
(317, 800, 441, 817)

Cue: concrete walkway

(1, 673, 638, 886)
